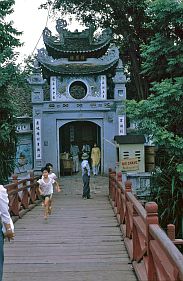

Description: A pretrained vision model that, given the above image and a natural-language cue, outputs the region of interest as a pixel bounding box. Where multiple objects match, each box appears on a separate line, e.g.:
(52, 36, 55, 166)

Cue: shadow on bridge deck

(4, 174, 137, 281)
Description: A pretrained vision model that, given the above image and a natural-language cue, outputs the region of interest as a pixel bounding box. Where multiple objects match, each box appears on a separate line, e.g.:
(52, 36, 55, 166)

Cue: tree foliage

(127, 0, 183, 152)
(7, 65, 33, 118)
(0, 0, 22, 183)
(150, 156, 183, 238)
(126, 0, 183, 236)
(127, 78, 183, 152)
(141, 0, 183, 82)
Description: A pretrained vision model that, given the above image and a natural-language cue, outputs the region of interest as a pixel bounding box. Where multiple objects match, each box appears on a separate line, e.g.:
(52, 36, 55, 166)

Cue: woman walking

(91, 143, 101, 176)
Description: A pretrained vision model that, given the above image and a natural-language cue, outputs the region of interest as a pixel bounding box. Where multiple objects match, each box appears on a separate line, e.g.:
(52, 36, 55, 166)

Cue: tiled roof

(37, 45, 119, 76)
(39, 59, 118, 76)
(114, 135, 145, 144)
(43, 26, 112, 58)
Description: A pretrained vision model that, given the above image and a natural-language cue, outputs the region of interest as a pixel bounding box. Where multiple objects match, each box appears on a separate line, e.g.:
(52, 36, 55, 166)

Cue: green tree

(0, 0, 22, 183)
(127, 0, 183, 154)
(127, 0, 183, 236)
(7, 64, 33, 118)
(141, 0, 183, 82)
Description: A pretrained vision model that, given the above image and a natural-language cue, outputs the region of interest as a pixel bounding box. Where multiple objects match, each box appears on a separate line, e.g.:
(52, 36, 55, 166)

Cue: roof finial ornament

(32, 59, 41, 73)
(56, 19, 67, 34)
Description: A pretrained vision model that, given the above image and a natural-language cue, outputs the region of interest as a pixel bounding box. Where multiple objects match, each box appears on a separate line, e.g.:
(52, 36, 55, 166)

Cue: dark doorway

(59, 121, 101, 161)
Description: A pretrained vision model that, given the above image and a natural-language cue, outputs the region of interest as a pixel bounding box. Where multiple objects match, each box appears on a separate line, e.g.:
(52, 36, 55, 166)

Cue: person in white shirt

(37, 166, 60, 220)
(45, 163, 61, 192)
(81, 153, 91, 199)
(0, 185, 15, 281)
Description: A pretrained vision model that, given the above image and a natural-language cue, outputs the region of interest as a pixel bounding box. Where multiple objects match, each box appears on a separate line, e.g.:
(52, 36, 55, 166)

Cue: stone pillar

(113, 59, 127, 101)
(27, 61, 46, 172)
(113, 59, 127, 135)
(27, 62, 45, 103)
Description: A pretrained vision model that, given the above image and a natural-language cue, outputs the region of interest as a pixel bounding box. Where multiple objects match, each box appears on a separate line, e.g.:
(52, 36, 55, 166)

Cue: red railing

(108, 169, 183, 281)
(5, 173, 40, 222)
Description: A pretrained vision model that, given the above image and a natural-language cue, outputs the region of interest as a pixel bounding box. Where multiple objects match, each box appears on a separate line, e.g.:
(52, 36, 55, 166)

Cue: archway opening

(59, 121, 100, 158)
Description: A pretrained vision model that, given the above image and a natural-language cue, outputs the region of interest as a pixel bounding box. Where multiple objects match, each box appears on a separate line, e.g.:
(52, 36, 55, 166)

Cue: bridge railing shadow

(108, 169, 183, 281)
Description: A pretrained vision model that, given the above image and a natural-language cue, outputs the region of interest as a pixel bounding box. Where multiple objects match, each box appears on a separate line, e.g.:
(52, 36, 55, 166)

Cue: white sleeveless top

(37, 178, 55, 196)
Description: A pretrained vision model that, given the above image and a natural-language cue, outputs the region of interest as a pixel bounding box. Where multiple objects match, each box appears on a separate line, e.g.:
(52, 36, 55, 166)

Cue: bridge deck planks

(4, 175, 137, 281)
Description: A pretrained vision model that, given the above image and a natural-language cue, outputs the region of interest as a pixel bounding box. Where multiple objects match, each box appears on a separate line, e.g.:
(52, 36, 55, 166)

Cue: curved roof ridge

(37, 46, 119, 66)
(38, 59, 119, 76)
(42, 24, 113, 57)
(37, 45, 119, 76)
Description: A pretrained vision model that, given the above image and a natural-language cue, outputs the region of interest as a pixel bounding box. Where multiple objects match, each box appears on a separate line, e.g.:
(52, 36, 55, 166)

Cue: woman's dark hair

(45, 163, 53, 168)
(41, 166, 50, 173)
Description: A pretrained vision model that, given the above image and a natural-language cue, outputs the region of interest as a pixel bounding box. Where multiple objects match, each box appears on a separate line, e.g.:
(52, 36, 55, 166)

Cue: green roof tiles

(39, 60, 118, 76)
(43, 25, 112, 58)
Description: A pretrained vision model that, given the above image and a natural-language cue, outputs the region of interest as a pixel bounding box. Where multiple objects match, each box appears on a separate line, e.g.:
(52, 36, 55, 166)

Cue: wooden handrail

(5, 174, 41, 220)
(108, 170, 183, 281)
(149, 224, 183, 281)
(127, 192, 146, 222)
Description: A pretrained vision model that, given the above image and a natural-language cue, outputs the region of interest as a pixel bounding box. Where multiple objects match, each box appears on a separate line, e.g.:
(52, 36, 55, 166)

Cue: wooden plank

(4, 175, 137, 281)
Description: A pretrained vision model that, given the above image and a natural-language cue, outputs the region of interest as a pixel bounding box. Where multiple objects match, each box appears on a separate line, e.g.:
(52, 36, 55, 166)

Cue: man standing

(81, 153, 91, 199)
(82, 143, 91, 166)
(70, 142, 80, 173)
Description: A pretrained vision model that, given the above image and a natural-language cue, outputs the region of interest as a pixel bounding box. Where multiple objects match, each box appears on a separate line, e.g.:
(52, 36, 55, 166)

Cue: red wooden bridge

(3, 171, 183, 281)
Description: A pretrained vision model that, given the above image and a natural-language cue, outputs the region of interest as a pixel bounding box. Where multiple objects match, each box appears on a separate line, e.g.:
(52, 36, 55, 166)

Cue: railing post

(108, 168, 113, 197)
(9, 174, 20, 216)
(111, 171, 116, 202)
(145, 202, 159, 281)
(29, 170, 38, 203)
(125, 180, 132, 193)
(125, 180, 132, 238)
(115, 173, 122, 219)
(167, 224, 175, 241)
(21, 179, 29, 209)
(12, 174, 18, 184)
(117, 172, 122, 182)
(132, 204, 140, 261)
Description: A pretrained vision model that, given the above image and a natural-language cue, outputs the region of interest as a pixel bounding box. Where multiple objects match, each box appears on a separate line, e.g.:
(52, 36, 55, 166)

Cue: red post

(29, 170, 38, 202)
(21, 179, 29, 209)
(125, 180, 132, 238)
(125, 180, 132, 193)
(12, 174, 18, 184)
(167, 224, 175, 241)
(145, 202, 159, 281)
(111, 171, 116, 202)
(9, 174, 19, 216)
(108, 168, 113, 197)
(117, 172, 122, 182)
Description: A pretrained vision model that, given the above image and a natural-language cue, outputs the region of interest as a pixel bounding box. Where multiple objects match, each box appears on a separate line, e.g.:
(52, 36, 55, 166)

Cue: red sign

(121, 158, 139, 171)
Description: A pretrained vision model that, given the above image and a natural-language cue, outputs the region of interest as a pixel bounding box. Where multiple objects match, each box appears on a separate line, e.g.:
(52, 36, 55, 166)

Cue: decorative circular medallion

(69, 81, 87, 99)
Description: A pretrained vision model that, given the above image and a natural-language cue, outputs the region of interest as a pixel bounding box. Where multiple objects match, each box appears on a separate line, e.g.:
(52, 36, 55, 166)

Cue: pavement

(58, 171, 109, 198)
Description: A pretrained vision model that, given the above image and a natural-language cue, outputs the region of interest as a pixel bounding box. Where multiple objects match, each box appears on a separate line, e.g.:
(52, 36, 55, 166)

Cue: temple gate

(28, 19, 127, 175)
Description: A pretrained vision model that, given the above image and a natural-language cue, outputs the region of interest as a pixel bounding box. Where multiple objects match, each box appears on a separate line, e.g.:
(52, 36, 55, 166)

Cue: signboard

(118, 116, 125, 135)
(121, 158, 139, 171)
(35, 119, 42, 160)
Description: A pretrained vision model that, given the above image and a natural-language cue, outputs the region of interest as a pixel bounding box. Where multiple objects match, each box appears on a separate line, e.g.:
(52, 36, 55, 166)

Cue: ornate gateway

(28, 19, 127, 175)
